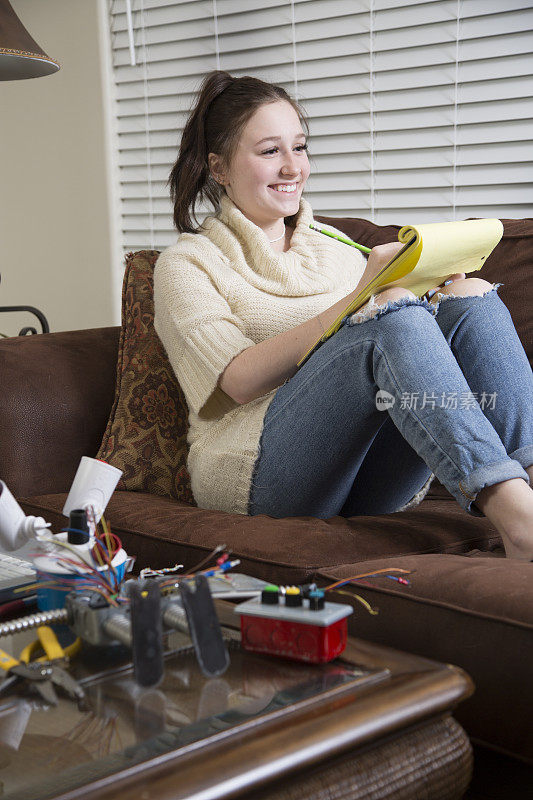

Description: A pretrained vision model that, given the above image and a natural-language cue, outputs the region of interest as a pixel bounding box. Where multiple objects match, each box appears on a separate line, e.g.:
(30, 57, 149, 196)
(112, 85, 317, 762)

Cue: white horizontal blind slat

(107, 0, 533, 251)
(369, 1, 533, 224)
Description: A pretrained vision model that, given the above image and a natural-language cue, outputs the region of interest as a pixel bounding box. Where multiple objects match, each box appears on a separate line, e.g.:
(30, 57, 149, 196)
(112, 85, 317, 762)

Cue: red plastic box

(235, 596, 353, 663)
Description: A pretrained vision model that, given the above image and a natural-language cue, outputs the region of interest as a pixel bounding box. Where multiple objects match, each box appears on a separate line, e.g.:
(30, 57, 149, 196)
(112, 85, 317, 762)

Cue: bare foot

(475, 478, 533, 561)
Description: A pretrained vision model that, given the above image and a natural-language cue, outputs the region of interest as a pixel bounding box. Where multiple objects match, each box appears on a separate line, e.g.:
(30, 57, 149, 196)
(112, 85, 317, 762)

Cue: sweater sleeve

(154, 249, 255, 417)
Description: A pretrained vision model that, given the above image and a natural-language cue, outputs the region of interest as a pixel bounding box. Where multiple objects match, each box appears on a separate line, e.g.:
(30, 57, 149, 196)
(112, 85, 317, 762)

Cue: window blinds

(108, 0, 533, 252)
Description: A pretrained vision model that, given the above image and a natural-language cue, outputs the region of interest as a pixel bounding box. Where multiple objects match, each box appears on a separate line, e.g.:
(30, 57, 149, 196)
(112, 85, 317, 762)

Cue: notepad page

(381, 218, 504, 297)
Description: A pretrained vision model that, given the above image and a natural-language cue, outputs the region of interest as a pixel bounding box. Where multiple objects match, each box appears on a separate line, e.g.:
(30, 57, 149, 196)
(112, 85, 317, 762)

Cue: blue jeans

(248, 286, 533, 518)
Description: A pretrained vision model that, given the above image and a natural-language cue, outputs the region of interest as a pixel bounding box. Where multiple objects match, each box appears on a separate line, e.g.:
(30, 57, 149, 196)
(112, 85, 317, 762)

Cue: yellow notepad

(297, 218, 504, 369)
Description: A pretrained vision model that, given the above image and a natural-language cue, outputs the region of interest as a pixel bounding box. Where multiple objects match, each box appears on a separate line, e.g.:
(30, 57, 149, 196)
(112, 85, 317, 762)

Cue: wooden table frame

(49, 604, 473, 800)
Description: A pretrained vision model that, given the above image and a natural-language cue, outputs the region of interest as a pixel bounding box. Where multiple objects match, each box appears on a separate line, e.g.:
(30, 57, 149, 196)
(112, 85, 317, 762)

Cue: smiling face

(208, 100, 310, 236)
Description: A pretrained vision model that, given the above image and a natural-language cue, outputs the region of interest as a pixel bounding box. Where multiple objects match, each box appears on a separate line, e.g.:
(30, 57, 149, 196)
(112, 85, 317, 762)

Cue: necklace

(268, 224, 285, 243)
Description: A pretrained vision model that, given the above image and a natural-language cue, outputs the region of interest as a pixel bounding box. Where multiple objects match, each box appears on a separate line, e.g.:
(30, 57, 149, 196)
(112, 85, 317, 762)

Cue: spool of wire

(32, 526, 130, 610)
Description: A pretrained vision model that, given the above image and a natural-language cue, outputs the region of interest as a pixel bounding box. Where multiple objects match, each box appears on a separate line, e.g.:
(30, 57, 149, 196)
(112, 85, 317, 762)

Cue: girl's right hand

(362, 242, 404, 285)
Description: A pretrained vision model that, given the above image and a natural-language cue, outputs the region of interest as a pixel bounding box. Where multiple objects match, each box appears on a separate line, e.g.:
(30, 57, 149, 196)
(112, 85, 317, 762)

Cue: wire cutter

(0, 626, 84, 705)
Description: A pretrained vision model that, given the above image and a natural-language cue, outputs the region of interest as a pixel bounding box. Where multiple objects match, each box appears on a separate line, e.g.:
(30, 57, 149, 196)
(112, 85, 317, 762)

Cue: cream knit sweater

(154, 194, 370, 514)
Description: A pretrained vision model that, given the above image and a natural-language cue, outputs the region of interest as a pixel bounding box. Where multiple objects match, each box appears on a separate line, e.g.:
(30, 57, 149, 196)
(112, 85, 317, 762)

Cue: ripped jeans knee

(348, 293, 439, 325)
(347, 282, 504, 325)
(430, 281, 504, 304)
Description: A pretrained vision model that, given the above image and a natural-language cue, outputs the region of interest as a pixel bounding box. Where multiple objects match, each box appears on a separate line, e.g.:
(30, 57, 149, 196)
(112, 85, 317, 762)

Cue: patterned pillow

(96, 250, 194, 504)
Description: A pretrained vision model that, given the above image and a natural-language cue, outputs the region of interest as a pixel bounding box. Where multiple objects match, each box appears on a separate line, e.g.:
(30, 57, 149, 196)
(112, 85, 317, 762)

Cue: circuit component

(235, 588, 353, 663)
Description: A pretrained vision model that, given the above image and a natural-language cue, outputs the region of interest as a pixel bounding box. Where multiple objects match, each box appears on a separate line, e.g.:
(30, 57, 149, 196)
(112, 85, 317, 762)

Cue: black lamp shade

(0, 0, 59, 80)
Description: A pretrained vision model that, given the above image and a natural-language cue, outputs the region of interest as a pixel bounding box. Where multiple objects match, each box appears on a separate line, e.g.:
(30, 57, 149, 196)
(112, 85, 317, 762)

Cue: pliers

(0, 626, 85, 705)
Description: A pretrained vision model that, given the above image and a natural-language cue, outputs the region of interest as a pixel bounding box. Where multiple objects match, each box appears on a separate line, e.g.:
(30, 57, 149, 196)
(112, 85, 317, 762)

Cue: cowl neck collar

(200, 193, 336, 297)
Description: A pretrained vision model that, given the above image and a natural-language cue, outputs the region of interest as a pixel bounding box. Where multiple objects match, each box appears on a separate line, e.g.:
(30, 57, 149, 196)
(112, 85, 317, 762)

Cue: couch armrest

(0, 327, 120, 497)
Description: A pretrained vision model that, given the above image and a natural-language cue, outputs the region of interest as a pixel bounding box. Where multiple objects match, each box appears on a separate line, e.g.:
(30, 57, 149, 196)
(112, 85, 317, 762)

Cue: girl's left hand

(425, 272, 466, 301)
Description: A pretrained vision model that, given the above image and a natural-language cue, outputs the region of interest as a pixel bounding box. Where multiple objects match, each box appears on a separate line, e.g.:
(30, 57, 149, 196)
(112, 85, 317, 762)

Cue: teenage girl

(154, 71, 533, 560)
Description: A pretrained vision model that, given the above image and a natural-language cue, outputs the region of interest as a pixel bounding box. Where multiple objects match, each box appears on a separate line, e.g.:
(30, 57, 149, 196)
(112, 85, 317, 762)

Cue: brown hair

(169, 71, 308, 233)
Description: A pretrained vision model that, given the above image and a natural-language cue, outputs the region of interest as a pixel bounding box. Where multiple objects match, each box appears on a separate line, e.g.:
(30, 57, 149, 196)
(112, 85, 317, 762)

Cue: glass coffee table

(0, 604, 474, 800)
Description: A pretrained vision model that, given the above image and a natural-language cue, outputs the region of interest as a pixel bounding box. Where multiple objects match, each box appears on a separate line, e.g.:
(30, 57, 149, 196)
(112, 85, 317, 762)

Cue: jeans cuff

(508, 445, 533, 477)
(457, 458, 530, 517)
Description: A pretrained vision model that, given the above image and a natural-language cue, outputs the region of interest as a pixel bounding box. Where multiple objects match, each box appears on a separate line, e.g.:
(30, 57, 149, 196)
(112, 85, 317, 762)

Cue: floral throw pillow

(96, 250, 194, 504)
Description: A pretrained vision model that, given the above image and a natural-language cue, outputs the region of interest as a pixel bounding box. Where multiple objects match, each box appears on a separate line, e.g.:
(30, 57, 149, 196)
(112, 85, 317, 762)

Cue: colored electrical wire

(199, 559, 240, 578)
(21, 517, 127, 608)
(332, 588, 379, 616)
(386, 575, 410, 585)
(0, 595, 38, 619)
(323, 568, 411, 592)
(139, 564, 183, 580)
(157, 553, 239, 592)
(31, 538, 123, 598)
(186, 544, 228, 574)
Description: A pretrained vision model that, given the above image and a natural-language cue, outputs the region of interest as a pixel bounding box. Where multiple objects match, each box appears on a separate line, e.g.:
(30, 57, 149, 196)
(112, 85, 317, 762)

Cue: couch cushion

(316, 554, 533, 763)
(21, 491, 499, 584)
(96, 251, 194, 504)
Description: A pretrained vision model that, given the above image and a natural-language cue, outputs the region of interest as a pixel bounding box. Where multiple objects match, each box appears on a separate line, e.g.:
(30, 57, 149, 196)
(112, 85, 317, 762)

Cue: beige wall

(0, 0, 119, 334)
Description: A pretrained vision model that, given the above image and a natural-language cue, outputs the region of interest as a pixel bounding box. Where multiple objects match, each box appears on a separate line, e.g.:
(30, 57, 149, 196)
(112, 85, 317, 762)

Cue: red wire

(0, 597, 37, 619)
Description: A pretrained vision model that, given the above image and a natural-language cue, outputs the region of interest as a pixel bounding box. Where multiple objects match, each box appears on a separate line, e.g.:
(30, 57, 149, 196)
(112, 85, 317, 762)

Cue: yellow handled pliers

(0, 627, 84, 705)
(19, 626, 81, 666)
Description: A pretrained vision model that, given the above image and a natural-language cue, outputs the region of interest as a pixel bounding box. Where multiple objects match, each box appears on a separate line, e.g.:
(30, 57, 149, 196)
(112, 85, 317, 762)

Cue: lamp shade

(0, 0, 59, 79)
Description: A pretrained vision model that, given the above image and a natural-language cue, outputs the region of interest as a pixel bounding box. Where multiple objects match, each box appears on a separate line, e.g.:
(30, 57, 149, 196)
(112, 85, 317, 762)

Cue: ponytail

(169, 71, 234, 233)
(168, 70, 308, 233)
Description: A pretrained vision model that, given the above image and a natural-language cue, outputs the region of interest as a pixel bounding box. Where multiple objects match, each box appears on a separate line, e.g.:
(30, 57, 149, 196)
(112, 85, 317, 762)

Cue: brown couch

(1, 216, 532, 768)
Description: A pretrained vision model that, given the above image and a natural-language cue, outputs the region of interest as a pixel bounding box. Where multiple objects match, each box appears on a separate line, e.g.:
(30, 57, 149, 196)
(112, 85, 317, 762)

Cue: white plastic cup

(63, 457, 122, 523)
